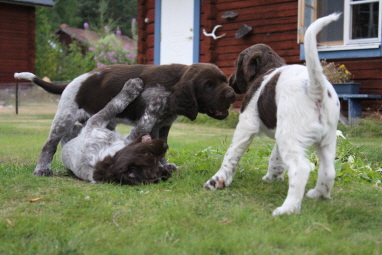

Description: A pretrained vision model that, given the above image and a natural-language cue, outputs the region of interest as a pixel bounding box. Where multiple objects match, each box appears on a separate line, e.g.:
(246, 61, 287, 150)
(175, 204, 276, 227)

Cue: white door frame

(154, 0, 200, 65)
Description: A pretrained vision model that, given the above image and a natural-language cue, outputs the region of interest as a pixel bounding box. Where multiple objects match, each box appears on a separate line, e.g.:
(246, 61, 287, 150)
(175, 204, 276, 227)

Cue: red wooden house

(0, 0, 54, 84)
(137, 0, 382, 116)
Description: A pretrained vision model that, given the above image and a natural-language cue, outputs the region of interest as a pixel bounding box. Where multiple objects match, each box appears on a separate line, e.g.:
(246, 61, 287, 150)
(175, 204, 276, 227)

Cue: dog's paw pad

(204, 176, 226, 190)
(262, 174, 284, 181)
(124, 79, 144, 95)
(33, 168, 53, 177)
(306, 189, 330, 199)
(262, 174, 271, 181)
(165, 163, 177, 172)
(272, 206, 300, 216)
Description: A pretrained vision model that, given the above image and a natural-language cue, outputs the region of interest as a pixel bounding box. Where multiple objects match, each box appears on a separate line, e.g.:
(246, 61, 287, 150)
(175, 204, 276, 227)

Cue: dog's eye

(205, 82, 214, 89)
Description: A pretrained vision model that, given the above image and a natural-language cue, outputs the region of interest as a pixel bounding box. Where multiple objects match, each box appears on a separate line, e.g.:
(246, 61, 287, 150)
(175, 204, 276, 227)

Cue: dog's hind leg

(34, 110, 77, 176)
(272, 143, 311, 216)
(34, 73, 92, 176)
(306, 139, 336, 199)
(204, 115, 259, 190)
(263, 144, 287, 181)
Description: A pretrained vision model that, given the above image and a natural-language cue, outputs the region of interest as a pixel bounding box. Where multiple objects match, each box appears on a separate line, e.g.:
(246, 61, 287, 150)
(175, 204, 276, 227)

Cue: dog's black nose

(225, 90, 236, 103)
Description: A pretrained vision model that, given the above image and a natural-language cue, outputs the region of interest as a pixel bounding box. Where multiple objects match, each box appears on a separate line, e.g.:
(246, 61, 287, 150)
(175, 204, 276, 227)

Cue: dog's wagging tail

(14, 72, 67, 95)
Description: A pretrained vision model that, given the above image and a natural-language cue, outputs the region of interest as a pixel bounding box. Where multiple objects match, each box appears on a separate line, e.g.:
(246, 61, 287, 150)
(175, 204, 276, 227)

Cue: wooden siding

(137, 0, 300, 70)
(138, 0, 382, 115)
(200, 0, 300, 76)
(0, 3, 35, 83)
(137, 0, 155, 64)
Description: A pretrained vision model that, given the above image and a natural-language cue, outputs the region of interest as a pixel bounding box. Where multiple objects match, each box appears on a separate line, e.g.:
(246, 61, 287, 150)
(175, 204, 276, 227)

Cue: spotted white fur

(61, 79, 143, 182)
(204, 14, 341, 216)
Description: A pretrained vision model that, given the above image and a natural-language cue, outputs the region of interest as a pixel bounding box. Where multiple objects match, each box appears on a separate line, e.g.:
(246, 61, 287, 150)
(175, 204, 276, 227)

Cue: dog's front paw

(125, 78, 144, 95)
(262, 173, 284, 181)
(164, 163, 177, 172)
(272, 205, 301, 216)
(33, 167, 53, 176)
(306, 189, 331, 199)
(204, 176, 228, 190)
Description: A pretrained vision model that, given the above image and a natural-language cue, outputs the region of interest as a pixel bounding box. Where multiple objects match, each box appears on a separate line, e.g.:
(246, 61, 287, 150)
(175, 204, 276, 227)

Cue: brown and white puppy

(15, 63, 236, 176)
(60, 78, 171, 184)
(92, 135, 171, 185)
(204, 14, 341, 216)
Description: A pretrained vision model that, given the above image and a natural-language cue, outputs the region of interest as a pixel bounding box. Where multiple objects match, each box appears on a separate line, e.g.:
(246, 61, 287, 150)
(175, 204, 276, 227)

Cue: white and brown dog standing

(204, 14, 341, 216)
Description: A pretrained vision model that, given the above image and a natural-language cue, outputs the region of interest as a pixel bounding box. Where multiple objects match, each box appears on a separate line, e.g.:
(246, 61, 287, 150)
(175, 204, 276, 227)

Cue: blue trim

(154, 0, 162, 65)
(193, 0, 201, 63)
(300, 44, 382, 60)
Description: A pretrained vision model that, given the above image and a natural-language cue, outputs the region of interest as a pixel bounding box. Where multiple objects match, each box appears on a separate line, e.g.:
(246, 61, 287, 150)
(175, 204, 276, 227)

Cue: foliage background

(44, 0, 137, 37)
(35, 0, 138, 81)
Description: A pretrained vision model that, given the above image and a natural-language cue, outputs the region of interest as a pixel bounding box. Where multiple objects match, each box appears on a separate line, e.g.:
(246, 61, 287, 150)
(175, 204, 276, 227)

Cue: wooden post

(15, 82, 19, 115)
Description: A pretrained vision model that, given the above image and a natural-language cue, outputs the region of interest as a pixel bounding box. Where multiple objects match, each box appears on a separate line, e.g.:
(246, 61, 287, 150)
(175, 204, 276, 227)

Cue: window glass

(317, 0, 344, 43)
(351, 2, 379, 39)
(305, 3, 315, 28)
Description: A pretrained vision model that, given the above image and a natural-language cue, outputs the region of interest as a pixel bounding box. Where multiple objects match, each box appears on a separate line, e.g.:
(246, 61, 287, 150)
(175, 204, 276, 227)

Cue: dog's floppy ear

(228, 69, 242, 94)
(245, 51, 263, 82)
(233, 56, 249, 94)
(171, 71, 198, 121)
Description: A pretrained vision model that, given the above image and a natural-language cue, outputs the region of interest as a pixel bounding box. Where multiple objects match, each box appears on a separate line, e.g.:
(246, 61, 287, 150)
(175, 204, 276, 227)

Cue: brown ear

(245, 51, 263, 82)
(234, 54, 252, 94)
(172, 80, 198, 120)
(228, 72, 242, 94)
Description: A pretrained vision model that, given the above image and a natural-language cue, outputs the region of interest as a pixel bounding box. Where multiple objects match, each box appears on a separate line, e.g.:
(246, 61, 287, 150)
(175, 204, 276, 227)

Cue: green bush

(35, 7, 137, 82)
(90, 33, 136, 68)
(337, 117, 382, 138)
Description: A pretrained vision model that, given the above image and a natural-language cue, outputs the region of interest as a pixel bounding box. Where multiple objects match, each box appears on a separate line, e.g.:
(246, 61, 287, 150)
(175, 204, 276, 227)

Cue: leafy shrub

(35, 7, 137, 81)
(337, 117, 382, 138)
(321, 60, 354, 84)
(57, 42, 96, 81)
(89, 34, 136, 68)
(333, 135, 381, 184)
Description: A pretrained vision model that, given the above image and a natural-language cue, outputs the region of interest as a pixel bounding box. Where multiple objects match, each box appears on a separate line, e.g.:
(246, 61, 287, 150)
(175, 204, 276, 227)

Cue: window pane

(317, 0, 344, 42)
(305, 6, 315, 28)
(351, 2, 379, 39)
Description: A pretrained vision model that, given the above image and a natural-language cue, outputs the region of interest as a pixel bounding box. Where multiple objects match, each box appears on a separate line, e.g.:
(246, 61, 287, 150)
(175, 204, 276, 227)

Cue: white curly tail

(14, 72, 36, 81)
(304, 13, 341, 101)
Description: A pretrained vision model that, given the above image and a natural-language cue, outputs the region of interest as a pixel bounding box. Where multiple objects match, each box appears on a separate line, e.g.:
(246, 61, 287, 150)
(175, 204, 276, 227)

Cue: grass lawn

(0, 103, 381, 255)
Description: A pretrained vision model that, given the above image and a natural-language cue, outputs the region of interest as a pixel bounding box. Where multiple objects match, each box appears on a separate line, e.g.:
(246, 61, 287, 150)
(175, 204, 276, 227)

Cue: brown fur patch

(75, 64, 185, 120)
(74, 63, 235, 121)
(240, 73, 266, 113)
(93, 135, 171, 185)
(257, 72, 281, 129)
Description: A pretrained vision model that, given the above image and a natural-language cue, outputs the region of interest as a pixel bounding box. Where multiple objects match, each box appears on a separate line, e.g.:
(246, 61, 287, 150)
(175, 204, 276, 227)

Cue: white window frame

(298, 0, 382, 52)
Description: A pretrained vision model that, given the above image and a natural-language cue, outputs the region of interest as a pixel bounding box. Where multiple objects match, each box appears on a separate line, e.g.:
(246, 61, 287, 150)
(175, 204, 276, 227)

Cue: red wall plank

(137, 0, 382, 114)
(0, 3, 35, 83)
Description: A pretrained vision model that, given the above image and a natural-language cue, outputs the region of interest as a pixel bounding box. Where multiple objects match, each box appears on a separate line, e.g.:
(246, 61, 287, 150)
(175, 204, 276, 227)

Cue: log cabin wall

(200, 0, 300, 76)
(138, 0, 299, 70)
(137, 0, 156, 64)
(138, 0, 382, 115)
(0, 3, 35, 83)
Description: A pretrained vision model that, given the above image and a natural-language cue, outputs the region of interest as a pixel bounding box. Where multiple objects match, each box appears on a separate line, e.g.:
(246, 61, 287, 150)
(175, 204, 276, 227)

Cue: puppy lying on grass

(61, 78, 171, 184)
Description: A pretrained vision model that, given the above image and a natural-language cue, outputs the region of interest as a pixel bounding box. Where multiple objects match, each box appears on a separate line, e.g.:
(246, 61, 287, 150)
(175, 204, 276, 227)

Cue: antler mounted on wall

(202, 25, 226, 40)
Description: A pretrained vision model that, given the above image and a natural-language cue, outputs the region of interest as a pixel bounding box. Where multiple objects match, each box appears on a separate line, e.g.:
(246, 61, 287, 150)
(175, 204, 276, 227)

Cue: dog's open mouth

(207, 108, 229, 120)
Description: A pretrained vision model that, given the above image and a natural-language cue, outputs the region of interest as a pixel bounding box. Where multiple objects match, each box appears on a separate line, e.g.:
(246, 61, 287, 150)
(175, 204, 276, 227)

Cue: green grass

(1, 108, 382, 255)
